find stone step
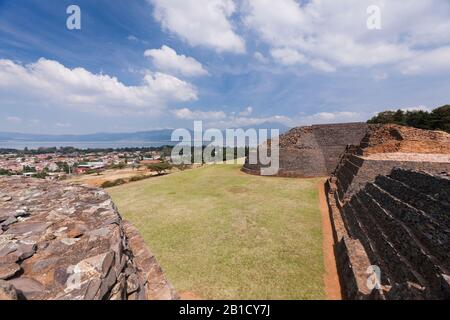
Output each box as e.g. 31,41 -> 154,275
374,175 -> 450,230
335,158 -> 362,201
389,169 -> 450,203
356,190 -> 448,294
341,203 -> 393,285
365,182 -> 450,265
349,195 -> 423,286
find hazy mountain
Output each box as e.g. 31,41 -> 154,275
0,129 -> 175,142
0,122 -> 290,143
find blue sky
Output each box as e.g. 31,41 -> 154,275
1,0 -> 450,134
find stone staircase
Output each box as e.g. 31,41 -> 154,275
329,168 -> 450,299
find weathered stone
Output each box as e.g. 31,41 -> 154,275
126,273 -> 140,294
5,221 -> 51,236
83,278 -> 102,300
0,177 -> 176,300
8,277 -> 45,299
0,242 -> 17,257
1,216 -> 17,230
60,238 -> 80,246
14,208 -> 30,218
0,195 -> 12,202
97,268 -> 117,299
32,257 -> 60,273
0,279 -> 18,300
243,123 -> 368,177
16,241 -> 37,260
54,267 -> 70,287
328,159 -> 450,299
0,262 -> 21,280
0,253 -> 20,265
109,276 -> 125,300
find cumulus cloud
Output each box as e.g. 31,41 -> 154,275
0,58 -> 198,115
270,48 -> 306,66
400,46 -> 450,75
150,0 -> 245,53
172,106 -> 291,128
299,111 -> 363,124
171,108 -> 227,120
144,45 -> 208,77
242,0 -> 450,74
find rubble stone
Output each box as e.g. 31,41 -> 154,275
0,177 -> 177,300
0,280 -> 18,300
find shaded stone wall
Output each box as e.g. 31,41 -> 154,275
242,122 -> 368,177
0,177 -> 177,300
334,153 -> 450,202
326,169 -> 450,299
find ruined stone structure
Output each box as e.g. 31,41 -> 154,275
327,169 -> 450,299
242,123 -> 368,177
0,177 -> 177,300
326,125 -> 450,299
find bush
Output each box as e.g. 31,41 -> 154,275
101,178 -> 126,188
130,175 -> 147,182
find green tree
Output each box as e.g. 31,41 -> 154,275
368,105 -> 450,133
147,162 -> 171,175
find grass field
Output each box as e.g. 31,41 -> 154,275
108,164 -> 325,299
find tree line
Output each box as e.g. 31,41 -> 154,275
367,105 -> 450,133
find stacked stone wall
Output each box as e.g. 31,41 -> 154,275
242,122 -> 368,177
0,177 -> 177,300
334,154 -> 450,202
326,168 -> 450,299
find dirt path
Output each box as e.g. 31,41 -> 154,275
318,181 -> 342,300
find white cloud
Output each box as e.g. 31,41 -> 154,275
0,58 -> 198,115
150,0 -> 245,53
270,48 -> 306,66
173,106 -> 291,129
253,52 -> 268,63
295,111 -> 365,125
239,106 -> 253,116
127,35 -> 138,41
6,116 -> 22,124
171,107 -> 227,120
144,45 -> 208,77
242,0 -> 450,74
401,46 -> 450,75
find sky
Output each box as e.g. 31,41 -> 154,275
0,0 -> 450,134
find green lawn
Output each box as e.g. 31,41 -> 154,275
108,164 -> 325,299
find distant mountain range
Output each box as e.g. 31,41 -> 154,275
0,122 -> 290,143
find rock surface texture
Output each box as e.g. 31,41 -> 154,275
0,177 -> 177,300
242,123 -> 368,177
326,125 -> 450,299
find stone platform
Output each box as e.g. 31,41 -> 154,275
0,177 -> 177,300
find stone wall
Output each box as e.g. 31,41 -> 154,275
326,168 -> 450,299
333,153 -> 450,202
0,177 -> 177,300
242,122 -> 368,177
